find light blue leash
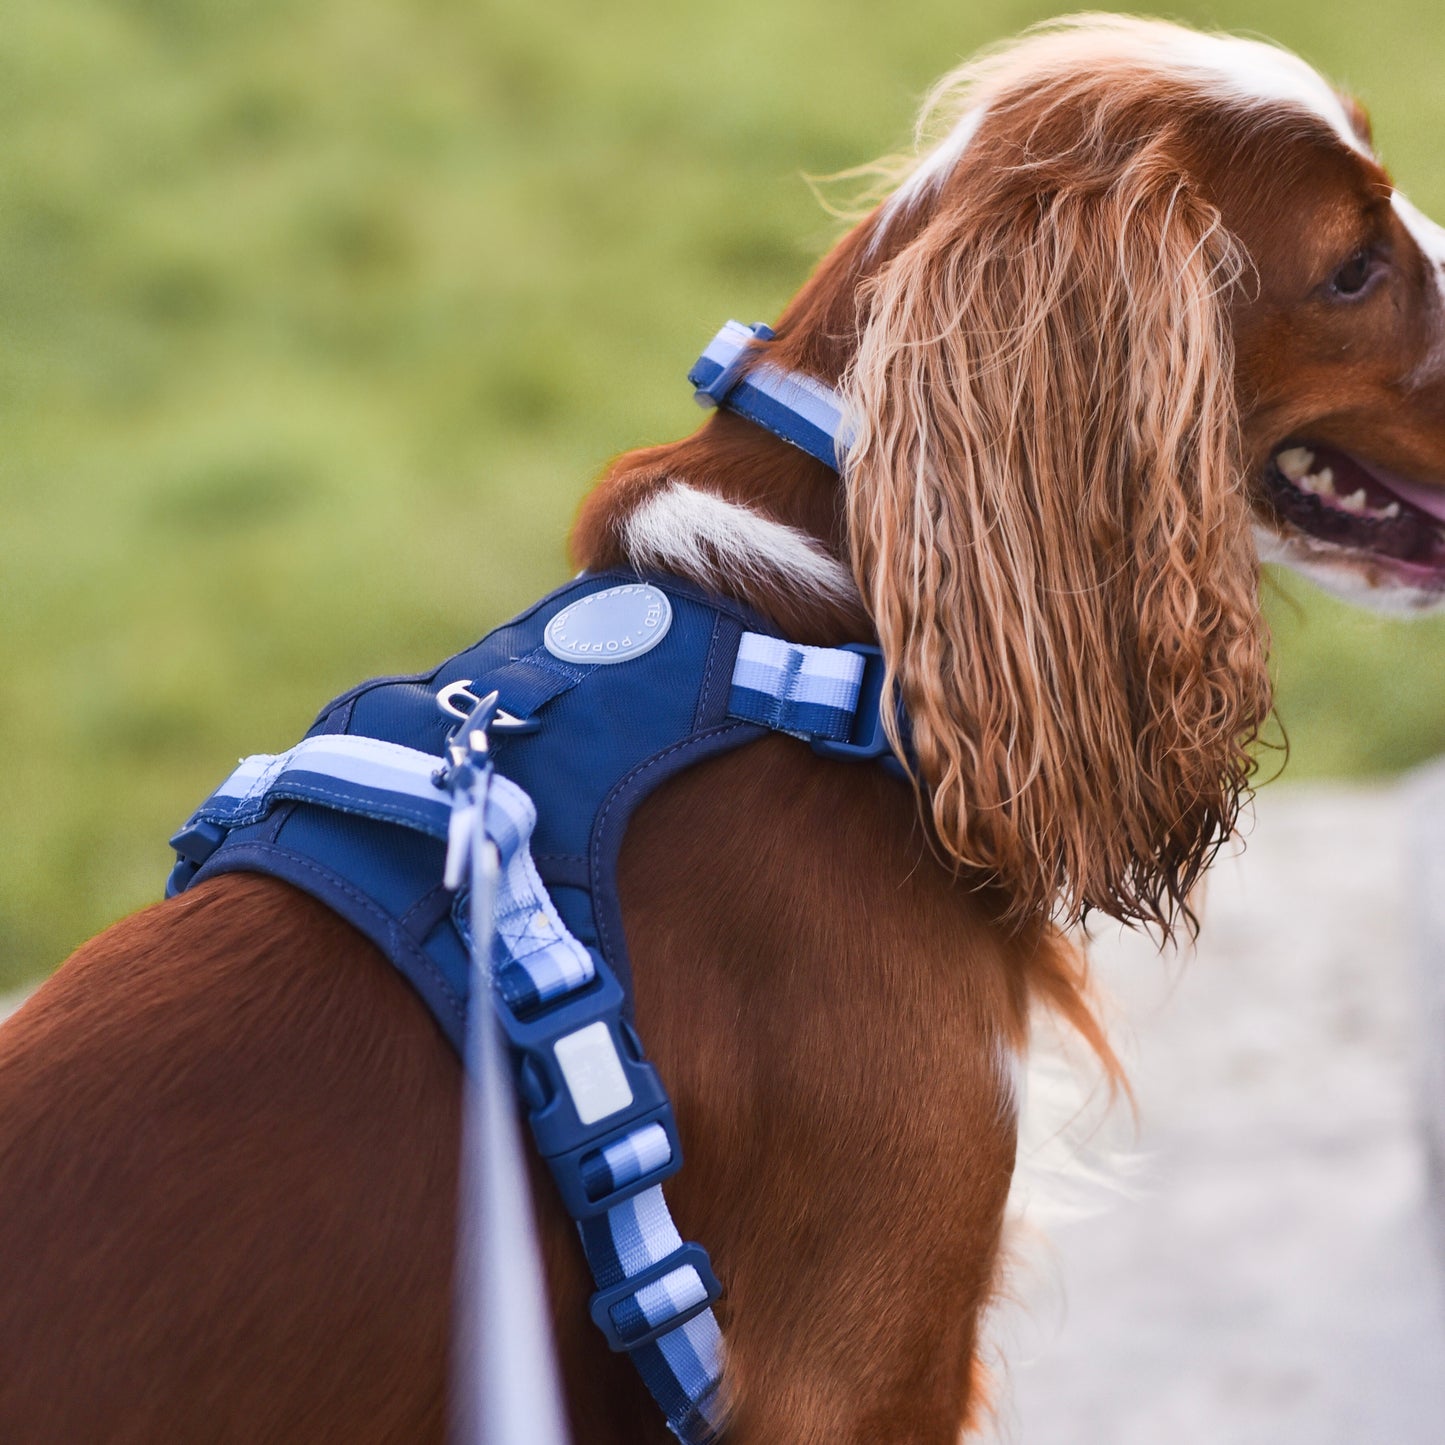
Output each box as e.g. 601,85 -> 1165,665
444,692 -> 573,1445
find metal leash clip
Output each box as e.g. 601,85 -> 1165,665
439,688 -> 501,893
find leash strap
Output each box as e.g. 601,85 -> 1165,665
447,713 -> 573,1445
688,320 -> 851,471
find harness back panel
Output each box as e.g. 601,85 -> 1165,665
172,572 -> 767,1051
167,567 -> 897,1442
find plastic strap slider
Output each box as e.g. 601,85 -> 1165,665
588,1243 -> 722,1352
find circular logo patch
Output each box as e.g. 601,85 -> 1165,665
543,583 -> 673,665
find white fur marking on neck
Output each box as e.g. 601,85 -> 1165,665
622,482 -> 858,610
880,106 -> 986,227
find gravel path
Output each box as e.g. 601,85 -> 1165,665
1001,782 -> 1445,1444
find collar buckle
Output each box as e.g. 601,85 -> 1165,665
688,319 -> 776,407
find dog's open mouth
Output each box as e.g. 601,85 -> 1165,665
1263,442 -> 1445,579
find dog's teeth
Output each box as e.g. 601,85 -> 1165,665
1296,467 -> 1335,498
1276,446 -> 1315,481
1339,488 -> 1368,514
1381,502 -> 1402,519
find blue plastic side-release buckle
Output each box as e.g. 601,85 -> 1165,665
588,1243 -> 723,1352
166,817 -> 230,897
499,956 -> 685,1219
809,644 -> 908,779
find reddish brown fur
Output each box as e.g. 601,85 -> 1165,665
6,17 -> 1445,1443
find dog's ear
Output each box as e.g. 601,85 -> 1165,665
844,146 -> 1271,932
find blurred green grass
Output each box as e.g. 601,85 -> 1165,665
5,0 -> 1445,987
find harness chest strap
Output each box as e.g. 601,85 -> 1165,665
168,590 -> 904,1444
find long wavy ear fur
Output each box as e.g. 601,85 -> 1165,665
845,74 -> 1271,934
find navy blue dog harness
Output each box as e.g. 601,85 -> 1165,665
166,325 -> 891,1441
168,580 -> 898,1436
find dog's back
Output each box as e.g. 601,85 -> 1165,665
0,878 -> 459,1442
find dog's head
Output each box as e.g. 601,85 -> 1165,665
818,17 -> 1445,929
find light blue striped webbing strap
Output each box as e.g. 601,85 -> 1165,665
727,633 -> 867,742
187,736 -> 596,1015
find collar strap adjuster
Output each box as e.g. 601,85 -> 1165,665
589,1242 -> 724,1353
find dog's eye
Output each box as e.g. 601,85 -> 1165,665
1329,248 -> 1380,298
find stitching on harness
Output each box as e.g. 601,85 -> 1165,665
692,613 -> 727,732
520,643 -> 590,683
400,883 -> 453,933
203,786 -> 445,837
775,647 -> 804,730
210,846 -> 465,1027
589,722 -> 753,962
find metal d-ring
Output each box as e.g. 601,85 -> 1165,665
435,680 -> 539,733
436,680 -> 483,721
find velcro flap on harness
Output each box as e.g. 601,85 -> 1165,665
187,735 -> 598,1015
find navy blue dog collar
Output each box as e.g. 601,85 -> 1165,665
688,320 -> 851,470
